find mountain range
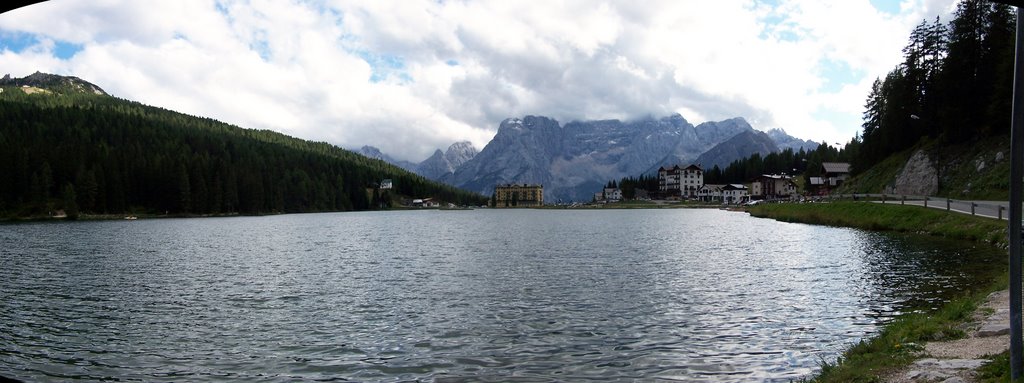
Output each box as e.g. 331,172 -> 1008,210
365,114 -> 819,202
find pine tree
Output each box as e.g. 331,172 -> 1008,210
62,183 -> 79,220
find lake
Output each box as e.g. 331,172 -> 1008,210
0,208 -> 1005,381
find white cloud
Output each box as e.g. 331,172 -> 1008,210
0,0 -> 961,161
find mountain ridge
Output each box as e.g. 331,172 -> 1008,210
358,114 -> 823,202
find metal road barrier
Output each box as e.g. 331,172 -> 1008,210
809,193 -> 1015,221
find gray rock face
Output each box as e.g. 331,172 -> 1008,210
892,150 -> 939,196
356,145 -> 418,172
767,128 -> 820,152
694,130 -> 780,170
416,141 -> 479,180
647,117 -> 753,173
451,115 -> 565,198
444,141 -> 478,170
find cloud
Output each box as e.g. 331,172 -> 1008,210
0,0 -> 958,161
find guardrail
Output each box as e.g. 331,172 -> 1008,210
817,193 -> 1011,220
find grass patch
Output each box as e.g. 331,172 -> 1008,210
811,293 -> 989,382
936,134 -> 1011,201
838,148 -> 915,194
748,201 -> 1009,248
977,350 -> 1012,383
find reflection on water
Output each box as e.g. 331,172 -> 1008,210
0,209 -> 1003,381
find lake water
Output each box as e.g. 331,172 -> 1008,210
0,208 -> 1005,382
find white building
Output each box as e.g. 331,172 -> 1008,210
697,184 -> 724,202
722,184 -> 749,204
658,164 -> 704,198
751,174 -> 798,200
603,187 -> 622,202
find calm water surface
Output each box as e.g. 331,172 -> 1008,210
0,209 -> 1005,381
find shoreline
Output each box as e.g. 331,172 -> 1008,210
1,200 -> 741,222
749,201 -> 1011,381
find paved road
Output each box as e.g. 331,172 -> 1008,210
877,198 -> 1012,220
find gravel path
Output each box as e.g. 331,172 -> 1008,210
883,290 -> 1010,383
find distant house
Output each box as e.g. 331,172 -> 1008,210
658,164 -> 704,198
412,198 -> 438,207
821,162 -> 850,187
494,184 -> 544,207
722,184 -> 749,204
697,184 -> 725,202
603,187 -> 622,202
380,179 -> 393,190
750,174 -> 798,200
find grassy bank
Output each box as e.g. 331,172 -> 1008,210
813,278 -> 1007,382
749,201 -> 1010,381
748,201 -> 1008,248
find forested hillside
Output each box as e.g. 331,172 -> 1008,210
856,0 -> 1014,172
0,77 -> 486,218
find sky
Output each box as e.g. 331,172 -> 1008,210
0,0 -> 960,162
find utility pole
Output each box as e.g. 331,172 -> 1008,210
1005,2 -> 1024,378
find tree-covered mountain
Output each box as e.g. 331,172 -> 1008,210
0,73 -> 486,218
831,0 -> 1016,200
855,0 -> 1014,174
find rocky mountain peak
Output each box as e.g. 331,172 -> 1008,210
0,71 -> 108,96
356,145 -> 418,172
766,128 -> 820,152
358,145 -> 386,159
444,141 -> 478,169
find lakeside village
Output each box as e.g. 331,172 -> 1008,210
591,162 -> 852,206
482,161 -> 851,208
398,161 -> 852,209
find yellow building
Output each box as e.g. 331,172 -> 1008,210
494,184 -> 544,207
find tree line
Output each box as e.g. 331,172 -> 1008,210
857,0 -> 1014,172
0,89 -> 486,218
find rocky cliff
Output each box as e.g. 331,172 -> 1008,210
891,149 -> 939,196
416,141 -> 479,180
767,128 -> 819,153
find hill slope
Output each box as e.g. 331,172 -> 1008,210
694,130 -> 779,170
0,73 -> 485,217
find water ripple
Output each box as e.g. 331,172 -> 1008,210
0,210 -> 1003,382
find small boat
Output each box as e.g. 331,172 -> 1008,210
124,216 -> 138,220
